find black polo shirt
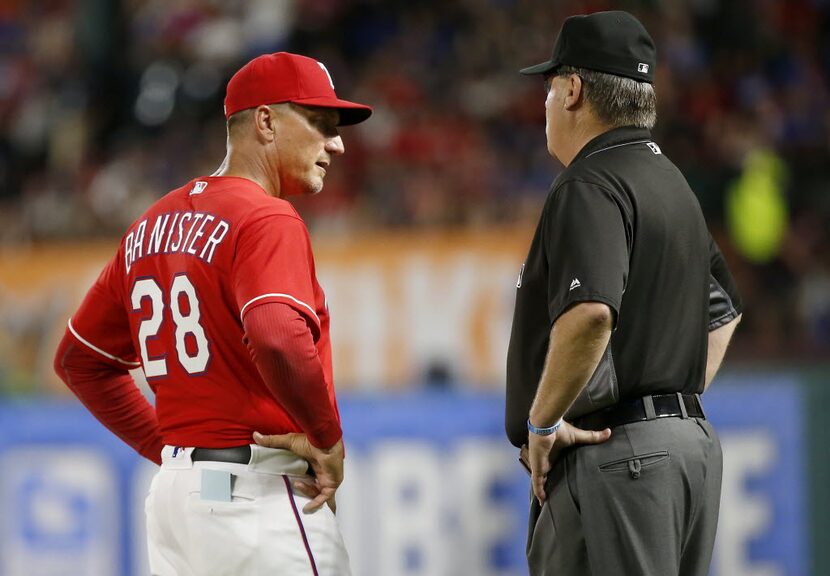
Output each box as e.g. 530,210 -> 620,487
505,126 -> 742,447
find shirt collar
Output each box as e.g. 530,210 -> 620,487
571,126 -> 653,165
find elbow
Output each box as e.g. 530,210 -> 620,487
580,302 -> 614,331
53,329 -> 99,388
53,331 -> 71,383
558,301 -> 615,336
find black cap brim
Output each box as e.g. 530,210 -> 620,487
292,96 -> 373,126
335,106 -> 373,126
519,60 -> 558,76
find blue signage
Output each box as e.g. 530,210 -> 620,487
705,376 -> 807,576
0,379 -> 807,576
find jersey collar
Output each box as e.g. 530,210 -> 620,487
571,126 -> 653,165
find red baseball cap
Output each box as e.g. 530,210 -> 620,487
224,52 -> 372,126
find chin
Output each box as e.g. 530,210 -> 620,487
285,175 -> 324,197
279,186 -> 322,199
307,177 -> 325,195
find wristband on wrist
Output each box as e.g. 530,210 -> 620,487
527,417 -> 563,436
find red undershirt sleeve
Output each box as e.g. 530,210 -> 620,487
243,302 -> 342,449
54,328 -> 165,465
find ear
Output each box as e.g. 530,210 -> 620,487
253,105 -> 277,143
563,74 -> 584,111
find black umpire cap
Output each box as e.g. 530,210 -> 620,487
520,11 -> 656,84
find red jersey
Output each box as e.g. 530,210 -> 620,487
67,176 -> 339,448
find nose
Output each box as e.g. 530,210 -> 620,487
326,135 -> 345,155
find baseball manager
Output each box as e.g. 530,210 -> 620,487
506,11 -> 743,576
54,52 -> 371,575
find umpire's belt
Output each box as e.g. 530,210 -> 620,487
192,445 -> 252,464
573,393 -> 705,431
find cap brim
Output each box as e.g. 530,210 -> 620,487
293,96 -> 373,126
519,60 -> 558,76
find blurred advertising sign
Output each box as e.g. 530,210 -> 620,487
0,449 -> 118,575
0,232 -> 530,393
708,376 -> 807,576
0,378 -> 808,576
0,402 -> 134,576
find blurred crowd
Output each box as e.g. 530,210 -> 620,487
1,0 -> 829,360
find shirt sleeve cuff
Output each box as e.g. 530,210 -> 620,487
307,420 -> 343,450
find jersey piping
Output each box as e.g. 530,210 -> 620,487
584,139 -> 652,159
67,318 -> 142,367
240,293 -> 320,324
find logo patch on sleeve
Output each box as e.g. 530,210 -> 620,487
569,278 -> 581,291
190,181 -> 208,195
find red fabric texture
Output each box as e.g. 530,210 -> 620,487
232,211 -> 322,336
243,302 -> 341,449
54,329 -> 164,465
66,176 -> 341,448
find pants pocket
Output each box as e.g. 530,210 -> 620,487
184,495 -> 261,575
598,451 -> 670,479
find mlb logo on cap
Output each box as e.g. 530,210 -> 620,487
638,63 -> 649,73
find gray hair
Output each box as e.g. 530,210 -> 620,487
557,65 -> 657,129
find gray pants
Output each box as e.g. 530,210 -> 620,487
527,417 -> 722,576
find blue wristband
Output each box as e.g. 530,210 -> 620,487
527,418 -> 563,436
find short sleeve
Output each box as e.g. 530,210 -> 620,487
69,250 -> 141,369
544,181 -> 629,323
232,214 -> 321,337
708,234 -> 743,330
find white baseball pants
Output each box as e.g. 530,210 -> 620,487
145,445 -> 351,576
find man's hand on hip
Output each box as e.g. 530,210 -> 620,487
527,421 -> 611,505
253,431 -> 344,514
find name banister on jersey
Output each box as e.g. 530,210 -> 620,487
125,211 -> 231,273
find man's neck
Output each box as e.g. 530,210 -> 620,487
213,148 -> 277,197
560,118 -> 613,167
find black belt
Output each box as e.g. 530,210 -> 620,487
191,445 -> 252,464
573,393 -> 705,431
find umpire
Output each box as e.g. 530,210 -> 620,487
506,11 -> 743,576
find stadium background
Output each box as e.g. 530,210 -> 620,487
0,0 -> 828,574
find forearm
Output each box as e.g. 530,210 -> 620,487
529,302 -> 613,427
705,313 -> 741,390
54,331 -> 164,464
243,302 -> 342,449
